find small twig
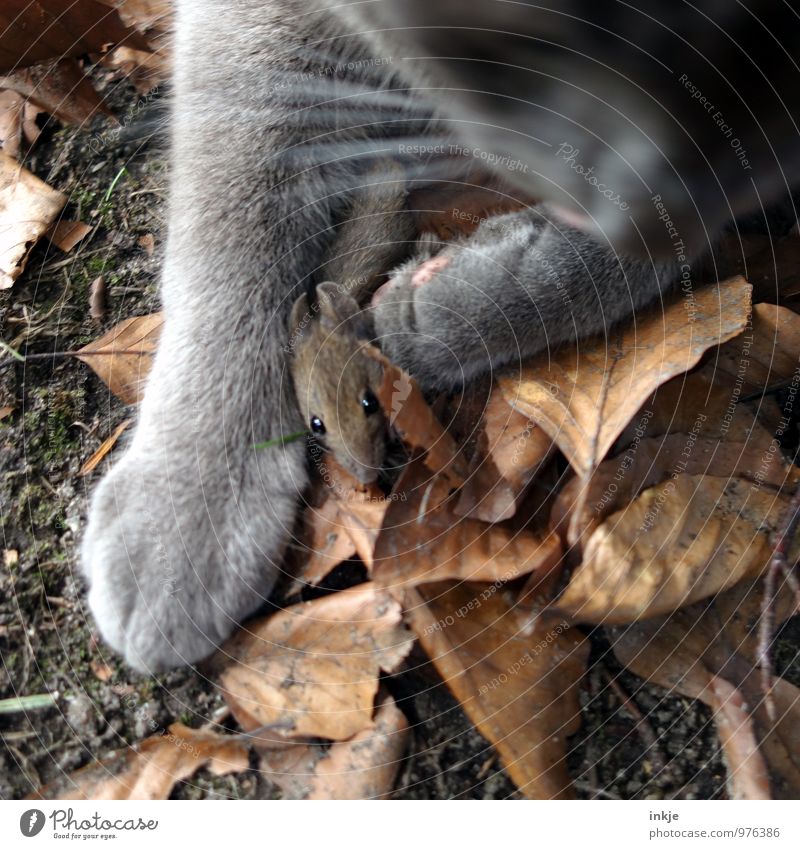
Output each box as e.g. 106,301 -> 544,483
758,479 -> 800,721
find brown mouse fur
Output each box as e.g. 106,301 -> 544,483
289,282 -> 387,484
289,160 -> 417,483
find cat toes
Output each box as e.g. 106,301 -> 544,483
81,437 -> 303,672
371,247 -> 499,389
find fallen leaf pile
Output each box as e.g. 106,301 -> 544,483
49,256 -> 800,801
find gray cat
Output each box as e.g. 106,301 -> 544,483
81,0 -> 800,670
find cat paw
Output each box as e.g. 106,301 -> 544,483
81,422 -> 305,673
372,214 -> 542,388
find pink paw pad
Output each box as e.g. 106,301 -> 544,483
410,255 -> 451,287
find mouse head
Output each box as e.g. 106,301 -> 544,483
289,282 -> 386,485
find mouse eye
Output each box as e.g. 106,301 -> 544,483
361,390 -> 380,416
309,416 -> 326,435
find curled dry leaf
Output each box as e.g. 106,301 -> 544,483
611,574 -> 800,799
499,279 -> 752,477
306,694 -> 410,799
77,312 -> 162,403
455,387 -> 553,523
30,723 -> 249,801
47,219 -> 92,253
556,475 -> 794,625
553,432 -> 799,549
405,581 -> 589,799
373,456 -> 562,591
0,152 -> 66,288
218,584 -> 414,741
89,274 -> 106,320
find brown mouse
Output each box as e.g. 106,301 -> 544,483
289,282 -> 387,485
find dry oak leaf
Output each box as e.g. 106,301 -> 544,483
500,279 -> 752,478
701,302 -> 800,396
611,574 -> 800,799
77,312 -> 162,403
218,584 -> 414,741
406,581 -> 589,799
553,431 -> 799,549
0,152 -> 66,288
455,386 -> 553,523
306,693 -> 410,799
30,723 -> 249,800
556,474 -> 795,625
256,694 -> 409,799
373,456 -> 562,591
291,493 -> 358,592
616,369 -> 763,449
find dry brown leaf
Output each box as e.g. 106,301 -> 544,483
292,494 -> 358,591
368,345 -> 467,483
0,89 -> 23,157
307,694 -> 410,799
455,387 -> 553,522
137,232 -> 155,255
318,455 -> 392,570
77,312 -> 162,403
611,575 -> 800,798
557,475 -> 794,625
218,584 -> 414,741
0,152 -> 66,288
373,456 -> 562,590
617,369 -> 762,449
0,1 -> 147,72
0,60 -> 111,126
89,274 -> 106,320
288,492 -> 356,596
79,419 -> 131,476
500,279 -> 752,478
47,219 -> 92,252
553,432 -> 799,549
701,302 -> 800,395
258,745 -> 330,799
406,581 -> 588,798
103,0 -> 173,38
89,659 -> 114,682
30,723 -> 249,800
0,404 -> 13,420
101,45 -> 169,92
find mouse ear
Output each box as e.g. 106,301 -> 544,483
316,281 -> 372,339
288,292 -> 312,349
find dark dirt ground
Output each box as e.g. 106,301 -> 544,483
2,76 -> 799,801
